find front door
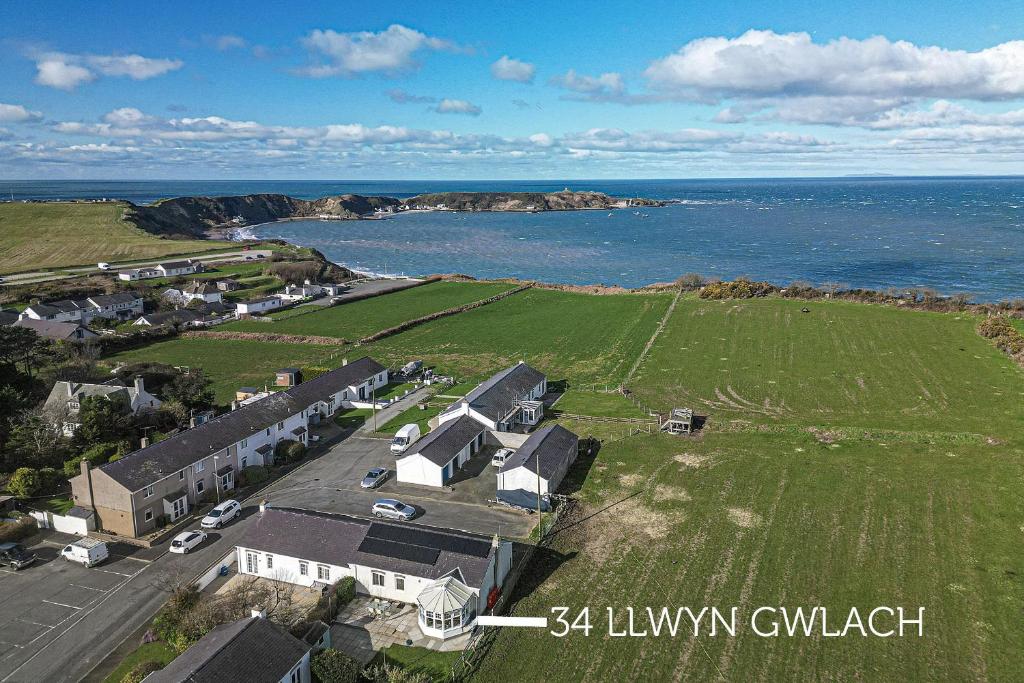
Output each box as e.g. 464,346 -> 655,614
171,497 -> 186,520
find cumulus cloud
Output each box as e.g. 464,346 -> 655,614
434,99 -> 481,116
549,69 -> 626,101
491,55 -> 535,83
32,51 -> 183,90
297,24 -> 462,77
209,34 -> 247,51
644,30 -> 1024,101
0,103 -> 43,123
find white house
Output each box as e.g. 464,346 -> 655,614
118,267 -> 160,281
497,424 -> 579,498
164,281 -> 223,305
43,376 -> 161,436
156,259 -> 200,277
145,611 -> 312,683
396,415 -> 485,487
19,299 -> 88,323
20,293 -> 142,323
236,506 -> 513,641
236,296 -> 283,316
438,362 -> 546,432
84,292 -> 144,320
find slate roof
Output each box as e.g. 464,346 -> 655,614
0,309 -> 19,326
136,309 -> 206,326
146,616 -> 309,683
183,281 -> 219,295
238,507 -> 496,589
499,424 -> 578,479
12,318 -> 95,340
95,357 -> 385,491
450,362 -> 545,422
44,380 -> 131,415
239,296 -> 279,306
158,260 -> 195,270
403,415 -> 484,466
88,292 -> 140,307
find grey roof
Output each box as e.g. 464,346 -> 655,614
66,506 -> 94,519
146,616 -> 309,683
158,260 -> 195,270
0,309 -> 21,326
136,309 -> 205,326
458,362 -> 545,422
88,292 -> 140,307
13,318 -> 95,340
404,415 -> 484,466
240,296 -> 279,305
44,381 -> 130,414
499,425 -> 578,479
94,357 -> 385,491
183,281 -> 219,295
238,507 -> 496,589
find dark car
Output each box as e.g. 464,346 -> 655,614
0,542 -> 37,570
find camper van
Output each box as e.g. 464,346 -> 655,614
390,423 -> 421,454
60,538 -> 109,567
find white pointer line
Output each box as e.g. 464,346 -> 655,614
477,616 -> 548,628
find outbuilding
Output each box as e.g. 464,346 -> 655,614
497,424 -> 579,497
396,415 -> 485,487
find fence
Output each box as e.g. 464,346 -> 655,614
29,509 -> 95,536
548,411 -> 657,425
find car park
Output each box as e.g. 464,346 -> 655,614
371,498 -> 416,521
0,542 -> 37,570
361,467 -> 389,489
169,530 -> 208,554
491,447 -> 516,467
60,538 -> 109,567
201,499 -> 241,529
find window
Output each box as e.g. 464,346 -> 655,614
317,565 -> 329,581
266,554 -> 274,569
245,552 -> 257,573
178,470 -> 185,481
277,421 -> 284,430
143,485 -> 154,498
266,428 -> 270,436
241,438 -> 247,448
395,575 -> 405,591
241,456 -> 247,468
144,509 -> 153,522
195,460 -> 205,473
290,667 -> 301,683
299,562 -> 308,576
372,571 -> 385,587
196,480 -> 205,494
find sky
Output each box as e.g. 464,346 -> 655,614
2,0 -> 1024,179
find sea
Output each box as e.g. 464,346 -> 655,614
5,177 -> 1024,301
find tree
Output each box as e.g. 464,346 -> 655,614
311,649 -> 362,683
0,326 -> 53,379
7,467 -> 42,498
5,410 -> 68,469
164,370 -> 214,411
73,396 -> 135,449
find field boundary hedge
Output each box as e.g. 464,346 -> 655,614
180,330 -> 347,345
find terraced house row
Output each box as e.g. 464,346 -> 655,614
69,357 -> 388,538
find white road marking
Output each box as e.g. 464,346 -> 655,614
15,620 -> 50,629
41,600 -> 80,610
89,568 -> 134,578
68,583 -> 106,593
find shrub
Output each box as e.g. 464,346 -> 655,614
7,467 -> 42,498
364,664 -> 430,683
699,278 -> 779,300
301,366 -> 331,382
238,465 -> 270,487
37,467 -> 62,492
64,441 -> 124,478
0,517 -> 36,544
274,439 -> 306,463
335,576 -> 356,607
120,661 -> 162,683
311,649 -> 362,683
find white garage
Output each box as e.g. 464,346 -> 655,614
396,415 -> 485,487
497,424 -> 579,497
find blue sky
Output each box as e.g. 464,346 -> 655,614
2,0 -> 1024,179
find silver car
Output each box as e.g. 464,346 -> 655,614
361,467 -> 389,489
371,499 -> 416,521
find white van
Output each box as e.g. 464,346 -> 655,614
390,423 -> 421,454
61,538 -> 109,567
97,262 -> 111,270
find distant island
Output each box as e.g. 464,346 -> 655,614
126,190 -> 665,239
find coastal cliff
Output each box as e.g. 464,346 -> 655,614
125,190 -> 662,239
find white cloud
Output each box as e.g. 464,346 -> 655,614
211,34 -> 247,51
491,56 -> 535,83
0,103 -> 43,123
529,133 -> 553,147
297,24 -> 461,77
644,30 -> 1024,101
434,99 -> 481,116
386,89 -> 437,104
549,69 -> 626,101
32,51 -> 182,90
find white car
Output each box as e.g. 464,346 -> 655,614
201,499 -> 241,529
169,530 -> 207,554
491,448 -> 516,468
97,262 -> 111,270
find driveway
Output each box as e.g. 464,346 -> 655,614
259,436 -> 535,538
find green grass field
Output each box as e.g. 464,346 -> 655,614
0,202 -> 233,274
552,389 -> 650,418
364,288 -> 673,383
220,281 -> 516,339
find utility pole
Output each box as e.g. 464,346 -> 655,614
536,454 -> 543,534
213,455 -> 222,504
372,383 -> 377,432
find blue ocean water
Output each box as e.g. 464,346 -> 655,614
4,178 -> 1023,300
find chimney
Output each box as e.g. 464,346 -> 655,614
251,607 -> 266,619
79,459 -> 96,517
133,375 -> 145,395
231,400 -> 240,411
259,499 -> 269,513
342,358 -> 348,366
66,382 -> 74,399
140,436 -> 150,449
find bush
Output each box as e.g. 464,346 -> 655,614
335,576 -> 356,607
311,649 -> 362,683
0,517 -> 36,544
7,467 -> 42,498
37,467 -> 62,492
120,661 -> 162,683
699,278 -> 779,300
364,664 -> 430,683
238,465 -> 270,487
274,439 -> 306,463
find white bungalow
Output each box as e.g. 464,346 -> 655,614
235,506 -> 513,642
438,362 -> 546,432
497,424 -> 579,497
396,415 -> 485,487
236,296 -> 283,316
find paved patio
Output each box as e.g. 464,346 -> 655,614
330,596 -> 473,663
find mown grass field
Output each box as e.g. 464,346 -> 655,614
364,288 -> 673,383
553,389 -> 650,418
630,297 -> 1024,435
473,430 -> 1024,682
0,202 -> 233,274
220,281 -> 516,339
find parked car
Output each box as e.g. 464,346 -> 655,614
371,499 -> 416,521
0,542 -> 37,570
244,255 -> 255,260
360,467 -> 389,489
60,538 -> 109,567
169,530 -> 208,554
390,423 -> 421,454
201,499 -> 241,529
491,448 -> 516,468
97,262 -> 111,270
